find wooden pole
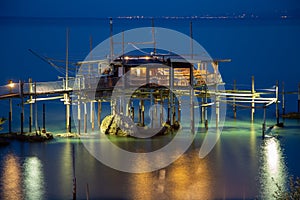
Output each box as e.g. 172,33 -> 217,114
205,85 -> 208,130
42,103 -> 46,131
191,89 -> 195,133
276,80 -> 279,125
251,76 -> 255,122
152,17 -> 156,54
84,102 -> 87,133
177,96 -> 181,122
66,94 -> 71,133
233,80 -> 237,119
72,144 -> 76,200
282,81 -> 285,116
97,101 -> 101,129
172,94 -> 176,125
20,80 -> 24,134
138,99 -> 141,124
141,99 -> 145,127
77,100 -> 81,135
29,78 -> 33,133
262,105 -> 266,139
190,21 -> 194,59
86,183 -> 90,200
8,109 -> 12,134
109,17 -> 114,61
34,82 -> 38,132
160,91 -> 163,125
90,101 -> 94,132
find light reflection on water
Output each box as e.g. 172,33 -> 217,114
0,119 -> 299,199
23,157 -> 45,200
259,137 -> 288,199
0,154 -> 46,200
1,154 -> 22,200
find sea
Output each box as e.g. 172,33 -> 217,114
0,17 -> 300,199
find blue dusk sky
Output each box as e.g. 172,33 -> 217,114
0,0 -> 299,18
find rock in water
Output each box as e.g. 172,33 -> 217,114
100,114 -> 180,137
100,115 -> 114,135
100,114 -> 136,136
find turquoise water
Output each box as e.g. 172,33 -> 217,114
0,117 -> 300,199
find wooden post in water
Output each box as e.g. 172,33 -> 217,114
172,93 -> 176,125
90,101 -> 94,132
65,28 -> 71,133
190,60 -> 195,133
29,78 -> 33,133
131,101 -> 135,122
84,102 -> 87,133
8,110 -> 12,134
77,100 -> 81,135
190,89 -> 195,133
20,80 -> 24,134
177,96 -> 181,122
262,105 -> 266,139
8,80 -> 13,133
150,91 -> 153,128
65,94 -> 71,133
275,80 -> 279,125
233,80 -> 237,119
138,99 -> 141,124
282,81 -> 285,116
42,103 -> 46,131
160,90 -> 163,125
141,99 -> 145,126
97,101 -> 102,129
34,82 -> 38,132
251,76 -> 255,122
204,85 -> 208,130
170,62 -> 174,125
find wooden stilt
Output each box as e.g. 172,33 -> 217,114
282,81 -> 285,116
29,78 -> 33,133
42,103 -> 46,131
190,89 -> 195,133
251,76 -> 255,122
90,101 -> 94,132
82,102 -> 86,134
8,111 -> 12,133
275,80 -> 279,125
138,99 -> 141,124
233,80 -> 237,119
77,100 -> 81,135
160,90 -> 163,124
141,99 -> 145,126
262,105 -> 266,139
97,101 -> 102,129
177,96 -> 181,122
20,81 -> 24,134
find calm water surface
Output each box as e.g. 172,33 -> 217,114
1,118 -> 300,199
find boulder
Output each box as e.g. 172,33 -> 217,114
100,115 -> 180,137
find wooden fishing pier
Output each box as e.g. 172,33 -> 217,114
0,19 -> 298,139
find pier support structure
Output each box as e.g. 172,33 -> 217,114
251,76 -> 255,122
262,104 -> 266,139
233,80 -> 237,119
275,80 -> 279,125
20,80 -> 24,134
97,100 -> 102,130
